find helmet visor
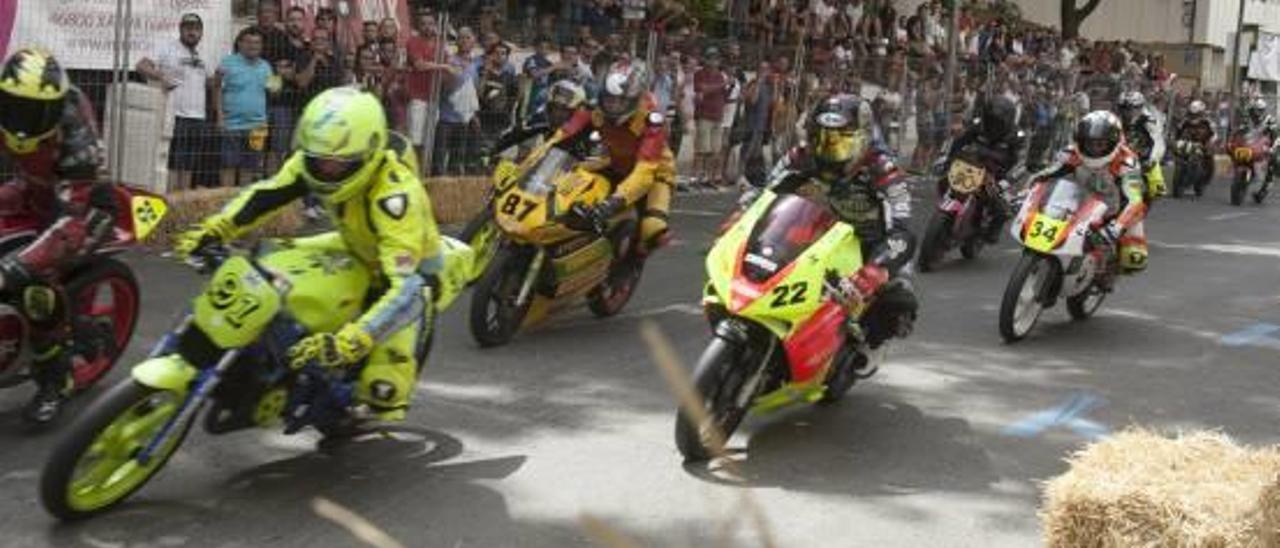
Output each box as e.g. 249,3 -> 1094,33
0,93 -> 61,140
600,94 -> 630,119
304,154 -> 365,190
814,128 -> 866,165
1080,136 -> 1114,159
550,84 -> 582,110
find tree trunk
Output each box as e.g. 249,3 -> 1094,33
1061,0 -> 1103,40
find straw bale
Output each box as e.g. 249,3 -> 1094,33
427,176 -> 490,225
1042,428 -> 1280,548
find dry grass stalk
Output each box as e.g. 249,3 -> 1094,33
427,176 -> 490,225
636,321 -> 779,548
311,496 -> 407,548
1041,428 -> 1280,548
580,513 -> 644,548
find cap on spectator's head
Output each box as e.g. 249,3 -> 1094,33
317,7 -> 336,19
705,46 -> 720,58
180,13 -> 203,28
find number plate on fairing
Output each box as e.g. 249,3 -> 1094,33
948,160 -> 987,194
1025,214 -> 1068,253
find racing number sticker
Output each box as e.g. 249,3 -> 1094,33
769,281 -> 809,308
207,273 -> 262,329
498,194 -> 538,221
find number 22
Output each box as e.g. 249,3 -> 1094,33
770,281 -> 809,307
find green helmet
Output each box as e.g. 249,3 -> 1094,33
294,86 -> 388,203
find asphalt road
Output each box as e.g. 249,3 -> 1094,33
3,176 -> 1280,548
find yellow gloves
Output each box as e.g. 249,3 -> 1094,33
287,323 -> 374,370
174,217 -> 235,259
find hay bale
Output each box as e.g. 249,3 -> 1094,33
427,176 -> 490,225
1041,428 -> 1280,548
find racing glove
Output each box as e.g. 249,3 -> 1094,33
288,323 -> 374,370
837,264 -> 889,303
174,217 -> 235,259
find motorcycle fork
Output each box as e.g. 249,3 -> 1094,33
734,337 -> 776,409
515,249 -> 546,307
138,349 -> 240,463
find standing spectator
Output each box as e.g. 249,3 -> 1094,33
742,60 -> 778,187
521,37 -> 556,126
354,44 -> 407,133
552,42 -> 594,88
405,9 -> 446,149
378,17 -> 400,46
697,47 -> 732,187
213,27 -> 272,187
255,1 -> 290,64
476,43 -> 520,155
678,53 -> 698,181
137,13 -> 211,191
435,27 -> 481,175
722,43 -> 746,185
306,32 -> 347,100
265,6 -> 314,173
361,21 -> 379,48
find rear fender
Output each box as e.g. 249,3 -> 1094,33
131,355 -> 198,392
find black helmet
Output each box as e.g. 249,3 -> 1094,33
808,94 -> 871,170
1074,110 -> 1123,169
976,94 -> 1018,143
1117,90 -> 1146,127
1248,98 -> 1268,125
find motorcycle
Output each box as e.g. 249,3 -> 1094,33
1227,127 -> 1273,206
1171,140 -> 1212,199
465,143 -> 645,348
0,182 -> 166,401
675,189 -> 881,462
40,234 -> 477,520
918,147 -> 1010,271
998,177 -> 1115,343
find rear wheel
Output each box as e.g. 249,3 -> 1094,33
999,253 -> 1056,343
918,211 -> 953,272
674,337 -> 758,462
1231,171 -> 1249,206
41,380 -> 192,520
65,259 -> 140,390
1066,288 -> 1107,321
468,247 -> 533,348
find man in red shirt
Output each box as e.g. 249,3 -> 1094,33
404,8 -> 447,148
693,47 -> 729,186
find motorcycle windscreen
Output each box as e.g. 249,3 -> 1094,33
517,148 -> 573,197
1038,178 -> 1088,221
742,194 -> 838,284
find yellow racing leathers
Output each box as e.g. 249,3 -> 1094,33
197,133 -> 442,419
552,92 -> 676,253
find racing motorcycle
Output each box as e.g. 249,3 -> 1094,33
918,146 -> 1011,271
465,142 -> 645,348
675,189 -> 883,462
998,177 -> 1115,343
0,182 -> 166,403
40,234 -> 477,520
1171,140 -> 1212,199
1228,127 -> 1274,206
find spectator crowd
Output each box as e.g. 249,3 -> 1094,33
129,0 -> 1260,195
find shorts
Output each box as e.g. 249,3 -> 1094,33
268,106 -> 296,153
408,99 -> 430,146
221,129 -> 265,171
695,120 -> 724,155
169,116 -> 208,171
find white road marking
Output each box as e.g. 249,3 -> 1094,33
1151,241 -> 1280,258
1206,212 -> 1252,221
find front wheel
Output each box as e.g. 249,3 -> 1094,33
468,247 -> 533,348
998,253 -> 1056,343
587,258 -> 644,318
41,380 -> 192,520
918,210 -> 954,273
674,337 -> 757,462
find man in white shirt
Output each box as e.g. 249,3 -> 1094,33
138,13 -> 211,191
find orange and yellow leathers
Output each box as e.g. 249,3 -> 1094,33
1038,145 -> 1148,273
549,92 -> 675,252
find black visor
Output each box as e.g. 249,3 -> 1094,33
304,154 -> 365,186
0,93 -> 62,138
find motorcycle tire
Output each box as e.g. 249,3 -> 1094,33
918,211 -> 953,273
674,337 -> 754,462
41,380 -> 193,521
998,253 -> 1055,343
65,258 -> 141,390
0,234 -> 33,389
1231,172 -> 1248,206
960,237 -> 985,260
587,258 -> 645,318
819,345 -> 862,404
468,247 -> 533,348
1066,288 -> 1107,321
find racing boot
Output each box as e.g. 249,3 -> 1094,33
23,345 -> 73,426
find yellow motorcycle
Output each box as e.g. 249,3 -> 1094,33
464,144 -> 646,347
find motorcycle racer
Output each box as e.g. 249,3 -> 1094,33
767,94 -> 918,351
549,60 -> 675,254
1172,99 -> 1216,196
177,87 -> 442,423
1116,91 -> 1167,202
1242,98 -> 1279,199
938,94 -> 1028,242
0,48 -> 115,425
1033,111 -> 1148,281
